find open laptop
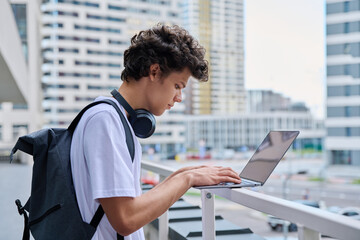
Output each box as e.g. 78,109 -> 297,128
195,130 -> 300,189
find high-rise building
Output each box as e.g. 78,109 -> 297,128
0,0 -> 42,162
41,0 -> 182,128
182,0 -> 245,115
326,0 -> 360,165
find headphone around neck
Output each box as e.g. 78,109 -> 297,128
111,89 -> 156,138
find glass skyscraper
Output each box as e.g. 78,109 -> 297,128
182,0 -> 245,115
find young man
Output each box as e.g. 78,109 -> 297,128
70,24 -> 241,240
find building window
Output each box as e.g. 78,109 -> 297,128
57,0 -> 99,8
43,59 -> 53,64
58,72 -> 100,78
11,4 -> 28,61
344,22 -> 349,33
74,24 -> 121,34
44,96 -> 64,101
43,23 -> 63,28
59,47 -> 79,53
87,49 -> 123,56
75,96 -> 94,102
109,74 -> 121,79
108,39 -> 127,45
344,64 -> 351,75
326,106 -> 360,118
108,4 -> 126,11
345,85 -> 351,96
331,150 -> 351,165
43,83 -> 79,89
344,43 -> 350,54
56,35 -> 100,43
344,1 -> 349,12
13,104 -> 28,110
86,14 -> 125,22
328,127 -> 360,136
328,85 -> 360,97
57,108 -> 81,113
87,85 -> 118,90
75,60 -> 121,68
43,10 -> 78,17
345,106 -> 350,117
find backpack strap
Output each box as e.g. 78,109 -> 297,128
68,99 -> 135,162
90,205 -> 106,228
15,199 -> 30,240
69,99 -> 134,237
90,206 -> 124,240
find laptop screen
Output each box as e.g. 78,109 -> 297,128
239,131 -> 299,184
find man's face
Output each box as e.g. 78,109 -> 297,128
146,68 -> 190,116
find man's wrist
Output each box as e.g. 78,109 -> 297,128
181,171 -> 194,188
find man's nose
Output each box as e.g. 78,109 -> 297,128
174,90 -> 182,102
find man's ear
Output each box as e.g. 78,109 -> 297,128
149,64 -> 161,81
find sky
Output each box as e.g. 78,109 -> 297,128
245,0 -> 326,119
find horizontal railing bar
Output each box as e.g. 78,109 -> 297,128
141,160 -> 174,177
141,160 -> 360,240
209,188 -> 360,240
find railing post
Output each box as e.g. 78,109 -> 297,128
298,225 -> 321,240
201,190 -> 215,240
158,175 -> 168,240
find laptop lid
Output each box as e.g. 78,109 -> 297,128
239,131 -> 299,185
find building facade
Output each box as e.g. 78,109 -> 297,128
0,0 -> 42,162
184,112 -> 324,154
182,0 -> 245,115
247,89 -> 310,113
41,0 -> 182,128
326,0 -> 360,165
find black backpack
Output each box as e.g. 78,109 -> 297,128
10,99 -> 134,240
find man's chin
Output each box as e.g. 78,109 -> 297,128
152,109 -> 165,116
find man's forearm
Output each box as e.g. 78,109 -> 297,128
100,165 -> 240,236
99,171 -> 192,236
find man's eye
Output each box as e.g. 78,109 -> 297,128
175,84 -> 180,89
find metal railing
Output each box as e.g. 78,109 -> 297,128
142,160 -> 360,240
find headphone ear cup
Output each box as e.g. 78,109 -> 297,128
132,109 -> 156,138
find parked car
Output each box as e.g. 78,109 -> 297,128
339,207 -> 360,220
328,206 -> 360,221
267,200 -> 323,232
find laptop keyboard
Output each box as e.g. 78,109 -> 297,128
241,179 -> 254,184
218,178 -> 255,186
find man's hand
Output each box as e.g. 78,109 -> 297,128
184,165 -> 241,187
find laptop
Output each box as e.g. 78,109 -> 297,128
195,130 -> 300,189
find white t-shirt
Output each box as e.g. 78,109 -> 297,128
70,96 -> 145,240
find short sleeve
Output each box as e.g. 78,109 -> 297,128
83,109 -> 136,200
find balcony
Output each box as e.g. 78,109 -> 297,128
142,160 -> 360,240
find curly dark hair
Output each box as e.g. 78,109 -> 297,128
121,24 -> 208,82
